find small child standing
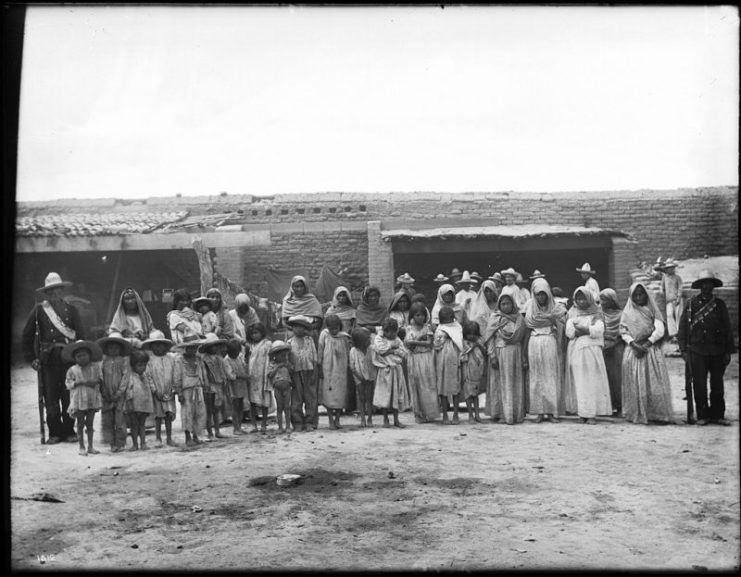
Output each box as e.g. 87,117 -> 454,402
372,318 -> 411,428
267,341 -> 293,433
349,327 -> 377,427
404,302 -> 440,423
123,349 -> 155,451
287,315 -> 319,432
63,340 -> 104,456
460,321 -> 487,423
97,335 -> 131,452
434,306 -> 464,425
247,322 -> 274,433
318,314 -> 351,430
142,330 -> 178,447
194,296 -> 218,336
199,334 -> 230,439
224,339 -> 249,435
173,338 -> 208,447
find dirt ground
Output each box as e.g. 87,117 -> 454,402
9,354 -> 740,571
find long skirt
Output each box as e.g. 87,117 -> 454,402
562,340 -> 578,414
373,365 -> 412,411
527,333 -> 561,416
622,345 -> 674,424
487,344 -> 525,424
179,386 -> 206,435
603,341 -> 625,414
568,338 -> 612,418
407,351 -> 440,422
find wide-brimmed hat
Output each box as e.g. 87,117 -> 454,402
691,270 -> 723,289
198,333 -> 228,353
500,267 -> 517,278
141,330 -> 174,351
396,273 -> 415,284
96,334 -> 133,356
287,315 -> 314,329
433,274 -> 449,284
576,263 -> 596,275
515,273 -> 528,285
488,272 -> 504,283
470,272 -> 483,282
661,258 -> 681,271
62,339 -> 103,363
449,268 -> 462,281
455,270 -> 478,286
529,270 -> 546,280
269,340 -> 291,355
36,272 -> 73,292
192,296 -> 211,310
172,334 -> 208,350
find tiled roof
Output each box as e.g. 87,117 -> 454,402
15,211 -> 190,237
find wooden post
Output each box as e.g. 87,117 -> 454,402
105,252 -> 123,326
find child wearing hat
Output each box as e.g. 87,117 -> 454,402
268,340 -> 293,434
143,331 -> 178,447
97,335 -> 132,452
200,334 -> 231,439
318,314 -> 352,430
225,339 -> 249,435
63,340 -> 104,456
173,338 -> 208,446
287,315 -> 319,431
123,349 -> 155,450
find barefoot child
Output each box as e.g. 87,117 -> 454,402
318,314 -> 351,430
224,339 -> 248,434
97,335 -> 131,452
199,334 -> 230,439
461,321 -> 487,423
63,340 -> 104,456
433,306 -> 464,425
123,349 -> 155,450
404,302 -> 440,423
349,327 -> 377,427
142,330 -> 178,447
287,315 -> 319,432
194,296 -> 218,336
372,318 -> 411,428
247,323 -> 274,433
268,340 -> 293,433
173,338 -> 208,447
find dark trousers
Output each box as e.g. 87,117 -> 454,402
42,363 -> 76,440
690,352 -> 726,421
291,369 -> 318,429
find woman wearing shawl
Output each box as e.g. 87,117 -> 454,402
355,286 -> 387,332
600,289 -> 625,416
564,288 -> 612,424
387,290 -> 412,333
108,288 -> 156,349
205,288 -> 236,340
525,278 -> 567,423
281,276 -> 323,333
167,289 -> 204,345
484,294 -> 528,425
230,293 -> 261,344
469,280 -> 499,337
620,282 -> 675,425
431,284 -> 465,328
325,286 -> 357,334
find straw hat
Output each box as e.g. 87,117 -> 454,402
515,273 -> 528,285
500,267 -> 517,278
96,334 -> 133,356
287,315 -> 314,329
529,270 -> 546,280
488,272 -> 504,283
269,340 -> 291,355
36,272 -> 73,292
433,274 -> 449,284
62,339 -> 103,363
661,258 -> 681,270
172,334 -> 208,350
141,330 -> 174,351
470,272 -> 483,283
192,296 -> 211,310
455,270 -> 478,286
576,263 -> 596,275
449,268 -> 462,281
396,273 -> 415,284
198,333 -> 228,353
691,270 -> 723,289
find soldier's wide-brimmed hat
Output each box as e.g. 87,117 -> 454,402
433,274 -> 449,284
661,258 -> 681,270
192,296 -> 211,310
455,270 -> 478,286
198,332 -> 229,353
269,340 -> 291,355
691,269 -> 723,289
141,330 -> 174,351
36,272 -> 73,292
96,334 -> 133,356
287,315 -> 314,329
396,273 -> 415,284
576,263 -> 596,275
530,270 -> 546,280
62,339 -> 103,363
500,267 -> 517,277
449,268 -> 463,281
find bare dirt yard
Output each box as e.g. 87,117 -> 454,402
10,355 -> 740,571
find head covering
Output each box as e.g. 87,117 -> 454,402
470,272 -> 483,283
396,273 -> 415,284
192,296 -> 211,311
515,272 -> 527,286
172,334 -> 207,350
500,267 -> 517,278
525,278 -> 567,330
269,340 -> 291,355
431,284 -> 463,325
325,286 -> 357,321
96,334 -> 134,357
355,286 -> 387,326
433,274 -> 449,284
576,263 -> 596,275
599,288 -> 623,345
141,330 -> 174,351
62,339 -> 103,363
469,280 -> 499,333
620,282 -> 664,343
529,270 -> 546,280
488,272 -> 505,285
449,268 -> 463,282
36,272 -> 73,292
661,258 -> 681,271
569,287 -> 600,318
484,294 -> 526,345
455,271 -> 478,286
205,287 -> 226,310
234,293 -> 253,308
287,315 -> 315,329
388,290 -> 411,312
198,332 -> 228,354
691,269 -> 723,289
108,288 -> 155,338
282,275 -> 323,319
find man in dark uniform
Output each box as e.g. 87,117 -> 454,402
677,269 -> 734,426
22,272 -> 86,444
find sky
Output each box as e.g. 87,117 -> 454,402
15,5 -> 739,202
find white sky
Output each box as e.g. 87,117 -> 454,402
16,5 -> 739,202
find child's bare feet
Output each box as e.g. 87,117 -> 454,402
393,421 -> 405,429
360,418 -> 367,428
535,414 -> 544,423
383,421 -> 391,428
215,432 -> 227,439
468,415 -> 475,423
586,418 -> 597,425
474,415 -> 483,423
87,447 -> 100,455
78,448 -> 88,456
186,438 -> 196,447
166,438 -> 179,446
129,445 -> 139,451
452,414 -> 460,425
140,443 -> 150,450
367,418 -> 373,427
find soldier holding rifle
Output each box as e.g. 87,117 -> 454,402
22,272 -> 86,444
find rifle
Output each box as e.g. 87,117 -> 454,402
684,298 -> 694,424
34,297 -> 46,444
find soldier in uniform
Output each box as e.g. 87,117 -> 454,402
22,272 -> 86,444
677,269 -> 734,426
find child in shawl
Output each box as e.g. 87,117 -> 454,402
63,340 -> 104,456
143,331 -> 178,447
431,284 -> 465,328
318,314 -> 352,429
434,306 -> 464,424
247,323 -> 274,433
174,340 -> 208,447
267,341 -> 293,434
325,286 -> 357,334
356,286 -> 387,333
404,302 -> 439,423
469,280 -> 499,337
108,288 -> 155,349
123,349 -> 155,450
484,294 -> 528,425
461,321 -> 487,423
230,293 -> 261,345
620,282 -> 675,425
287,315 -> 319,431
565,288 -> 612,425
225,339 -> 249,434
167,289 -> 204,345
194,297 -> 218,336
97,335 -> 131,452
206,288 -> 236,340
199,335 -> 231,439
281,276 -> 324,335
372,317 -> 411,428
349,327 -> 377,428
600,288 -> 625,416
387,291 -> 412,337
525,278 -> 567,423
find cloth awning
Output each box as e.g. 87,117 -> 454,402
381,224 -> 626,242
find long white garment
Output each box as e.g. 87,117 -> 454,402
455,289 -> 478,317
565,315 -> 612,418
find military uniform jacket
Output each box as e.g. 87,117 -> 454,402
677,295 -> 734,356
22,300 -> 85,364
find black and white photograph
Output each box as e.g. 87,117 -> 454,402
7,4 -> 739,571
